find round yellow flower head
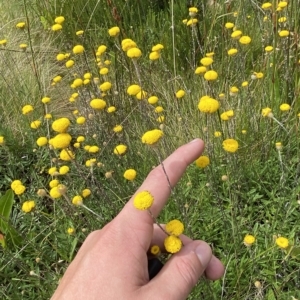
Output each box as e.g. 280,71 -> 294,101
100,81 -> 112,92
51,24 -> 62,31
198,96 -> 220,113
265,46 -> 273,52
187,18 -> 198,27
48,167 -> 58,176
90,98 -> 107,110
45,114 -> 52,119
195,66 -> 207,74
67,228 -> 75,235
242,81 -> 248,87
14,185 -> 26,195
22,201 -> 36,213
30,120 -> 41,129
54,16 -> 65,24
225,22 -> 234,29
50,186 -> 62,199
73,45 -> 84,54
214,131 -> 222,137
99,67 -> 109,75
113,125 -> 123,133
230,86 -> 239,94
59,166 -> 70,175
231,30 -> 242,39
60,149 -> 75,161
189,7 -> 198,17
0,136 -> 4,145
152,44 -> 164,52
127,84 -> 141,96
114,144 -> 127,155
141,129 -> 163,145
123,169 -> 137,181
51,133 -> 72,149
165,220 -> 184,236
275,142 -> 283,151
148,96 -> 159,104
133,191 -> 154,210
277,1 -> 287,8
41,96 -> 51,104
222,139 -> 239,153
82,189 -> 91,198
88,146 -> 100,153
200,57 -> 213,66
279,30 -> 289,37
107,106 -> 116,113
278,17 -> 287,23
49,179 -> 59,188
76,30 -> 84,36
204,70 -> 218,81
66,60 -> 75,68
243,234 -> 256,246
227,48 -> 238,56
164,235 -> 182,254
121,39 -> 137,51
72,195 -> 83,206
275,236 -> 289,249
97,45 -> 107,56
11,180 -> 22,191
52,118 -> 70,133
262,107 -> 272,117
22,104 -> 34,115
150,245 -> 160,255
239,36 -> 251,45
16,22 -> 26,29
262,2 -> 272,10
36,137 -> 48,147
195,155 -> 210,168
149,51 -> 160,60
175,90 -> 185,98
280,103 -> 291,111
76,116 -> 86,124
53,75 -> 62,83
127,47 -> 142,59
136,90 -> 148,100
108,26 -> 120,37
253,72 -> 263,79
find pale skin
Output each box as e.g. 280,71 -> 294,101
52,139 -> 224,299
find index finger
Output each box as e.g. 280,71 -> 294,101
119,139 -> 204,225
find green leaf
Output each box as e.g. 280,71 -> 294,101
0,189 -> 14,234
290,246 -> 300,260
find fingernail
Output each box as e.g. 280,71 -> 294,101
188,138 -> 200,144
195,243 -> 211,268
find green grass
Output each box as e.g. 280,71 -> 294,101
1,0 -> 300,299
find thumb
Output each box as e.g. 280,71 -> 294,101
144,241 -> 212,299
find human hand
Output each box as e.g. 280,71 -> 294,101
51,139 -> 224,300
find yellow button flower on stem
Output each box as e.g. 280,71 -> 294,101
76,30 -> 84,36
222,139 -> 239,153
204,70 -> 218,81
262,2 -> 272,10
225,22 -> 234,29
279,30 -> 289,37
51,24 -> 62,31
55,16 -> 65,24
265,46 -> 273,52
107,106 -> 116,113
275,236 -> 289,249
30,120 -> 41,129
280,103 -> 291,111
97,45 -> 107,55
108,26 -> 120,37
14,185 -> 26,195
72,195 -> 83,206
66,60 -> 75,68
22,201 -> 35,213
73,45 -> 84,54
164,235 -> 182,253
22,104 -> 34,115
133,191 -> 154,210
82,189 -> 91,198
243,234 -> 256,246
127,47 -> 142,59
195,66 -> 207,74
52,117 -> 70,133
127,84 -> 141,96
11,180 -> 22,191
100,81 -> 112,92
165,220 -> 184,236
59,166 -> 70,175
148,96 -> 159,104
51,133 -> 72,149
175,90 -> 185,98
239,36 -> 251,45
150,245 -> 160,255
198,96 -> 220,113
231,30 -> 242,39
123,169 -> 137,181
60,149 -> 75,161
114,144 -> 127,155
149,51 -> 160,60
16,22 -> 26,29
113,125 -> 123,133
90,98 -> 107,110
187,18 -> 198,27
262,107 -> 272,117
152,44 -> 164,52
200,57 -> 213,66
141,129 -> 163,145
227,48 -> 238,56
195,155 -> 210,168
0,136 -> 4,145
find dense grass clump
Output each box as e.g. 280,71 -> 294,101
0,0 -> 300,299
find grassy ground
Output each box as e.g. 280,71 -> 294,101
1,0 -> 300,299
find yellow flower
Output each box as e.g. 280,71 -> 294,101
72,78 -> 83,87
22,104 -> 34,115
275,236 -> 289,249
66,60 -> 75,68
149,51 -> 160,60
275,142 -> 283,151
90,98 -> 107,110
243,234 -> 256,246
60,149 -> 75,161
156,116 -> 165,123
277,1 -> 288,8
265,45 -> 273,52
222,139 -> 239,153
148,96 -> 159,104
189,7 -> 198,16
16,22 -> 26,29
76,116 -> 86,125
200,57 -> 213,66
279,30 -> 289,37
54,16 -> 65,24
99,67 -> 109,75
11,180 -> 22,191
67,228 -> 75,235
0,136 -> 4,145
113,125 -> 123,133
127,47 -> 142,59
49,179 -> 59,188
53,75 -> 62,83
221,110 -> 234,121
214,131 -> 222,137
72,195 -> 83,206
72,45 -> 84,54
230,86 -> 239,95
48,167 -> 58,176
262,2 -> 272,10
239,36 -> 251,45
165,220 -> 184,236
41,96 -> 51,104
36,137 -> 48,147
44,113 -> 52,119
154,106 -> 164,113
121,39 -> 137,51
242,130 -> 247,134
133,191 -> 154,210
136,90 -> 148,100
225,22 -> 234,29
204,70 -> 218,81
280,103 -> 291,111
76,30 -> 84,36
82,189 -> 91,198
114,144 -> 127,155
124,169 -> 137,181
51,24 -> 62,31
59,166 -> 70,175
231,30 -> 242,39
52,118 -> 70,133
195,66 -> 207,74
242,81 -> 248,87
175,90 -> 185,98
141,129 -> 163,145
50,186 -> 62,199
108,26 -> 120,37
14,185 -> 26,195
164,235 -> 182,253
195,155 -> 210,168
0,39 -> 7,46
88,146 -> 100,153
227,48 -> 238,56
107,106 -> 116,113
30,120 -> 41,129
150,245 -> 160,255
22,201 -> 35,213
262,107 -> 272,117
187,18 -> 198,26
99,81 -> 112,92
198,96 -> 220,113
97,45 -> 107,55
152,44 -> 164,52
51,133 -> 72,149
278,17 -> 287,23
127,84 -> 141,96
